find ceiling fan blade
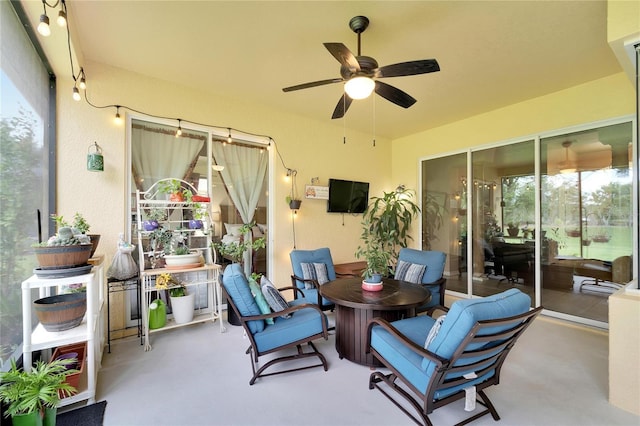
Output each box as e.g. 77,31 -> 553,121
331,93 -> 353,119
375,81 -> 416,108
282,78 -> 344,92
324,42 -> 360,72
374,59 -> 440,78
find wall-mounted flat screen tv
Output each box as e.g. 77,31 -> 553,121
327,178 -> 370,214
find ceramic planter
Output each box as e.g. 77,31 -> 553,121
170,292 -> 195,324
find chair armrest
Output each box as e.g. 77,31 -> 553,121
291,274 -> 325,306
277,285 -> 306,299
365,317 -> 448,367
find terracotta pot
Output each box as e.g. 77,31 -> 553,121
33,293 -> 87,332
34,244 -> 92,270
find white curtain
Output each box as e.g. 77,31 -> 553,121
132,125 -> 204,191
212,142 -> 267,274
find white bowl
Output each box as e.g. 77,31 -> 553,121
164,252 -> 201,266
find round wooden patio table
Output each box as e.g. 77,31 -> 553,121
319,277 -> 430,367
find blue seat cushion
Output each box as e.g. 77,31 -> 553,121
222,264 -> 264,334
253,302 -> 328,353
370,315 -> 497,399
370,316 -> 435,392
423,288 -> 531,372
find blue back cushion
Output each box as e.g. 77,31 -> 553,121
422,288 -> 531,371
222,263 -> 265,334
290,248 -> 337,290
397,248 -> 446,284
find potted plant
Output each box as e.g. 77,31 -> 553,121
142,208 -> 166,231
0,357 -> 78,426
188,203 -> 205,229
212,222 -> 266,266
158,179 -> 192,202
50,213 -> 100,257
286,195 -> 301,210
155,273 -> 195,324
33,226 -> 93,270
360,187 -> 421,267
506,222 -> 519,237
355,237 -> 391,284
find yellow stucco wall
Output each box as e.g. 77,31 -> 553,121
391,72 -> 635,243
56,61 -> 392,286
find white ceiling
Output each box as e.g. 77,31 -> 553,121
25,1 -> 622,140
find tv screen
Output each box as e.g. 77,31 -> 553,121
327,179 -> 370,214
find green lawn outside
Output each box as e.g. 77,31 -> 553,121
552,226 -> 633,261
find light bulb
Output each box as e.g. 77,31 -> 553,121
37,14 -> 51,36
57,10 -> 67,27
72,87 -> 81,101
79,76 -> 86,90
227,129 -> 232,144
114,110 -> 122,125
344,76 -> 375,100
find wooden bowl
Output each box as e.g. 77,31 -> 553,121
33,293 -> 87,332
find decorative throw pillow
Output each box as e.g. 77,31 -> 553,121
300,262 -> 329,289
424,314 -> 446,349
248,277 -> 274,325
261,276 -> 291,319
395,260 -> 427,284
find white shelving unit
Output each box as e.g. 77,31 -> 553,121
21,260 -> 105,407
135,179 -> 225,351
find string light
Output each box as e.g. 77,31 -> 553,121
176,119 -> 183,137
37,1 -> 50,37
78,68 -> 86,90
114,106 -> 122,125
57,0 -> 67,27
227,128 -> 232,144
72,86 -> 81,101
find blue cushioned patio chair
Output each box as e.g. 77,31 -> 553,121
367,289 -> 541,426
222,263 -> 329,385
396,248 -> 447,314
290,247 -> 340,311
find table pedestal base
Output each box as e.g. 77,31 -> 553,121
334,305 -> 415,367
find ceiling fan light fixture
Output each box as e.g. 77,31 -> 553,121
344,76 -> 375,100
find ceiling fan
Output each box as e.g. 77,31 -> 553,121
282,16 -> 440,119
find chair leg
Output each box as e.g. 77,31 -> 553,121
369,371 -> 433,426
248,342 -> 328,385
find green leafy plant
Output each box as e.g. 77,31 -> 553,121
149,228 -> 173,253
173,246 -> 190,255
158,179 -> 193,202
0,358 -> 77,418
355,237 -> 392,280
144,208 -> 166,222
50,212 -> 91,234
213,222 -> 266,266
360,187 -> 421,266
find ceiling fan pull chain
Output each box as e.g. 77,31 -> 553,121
372,92 -> 376,147
343,96 -> 347,144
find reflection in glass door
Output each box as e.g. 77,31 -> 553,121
540,122 -> 633,323
470,141 -> 535,305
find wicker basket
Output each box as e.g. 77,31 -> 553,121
34,244 -> 92,269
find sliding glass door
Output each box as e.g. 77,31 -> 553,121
421,118 -> 635,326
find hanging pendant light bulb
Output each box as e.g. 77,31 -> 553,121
78,68 -> 86,90
176,119 -> 183,137
114,106 -> 122,125
38,13 -> 51,36
57,9 -> 67,27
72,86 -> 81,101
227,128 -> 232,144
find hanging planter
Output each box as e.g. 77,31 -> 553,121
288,199 -> 302,210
